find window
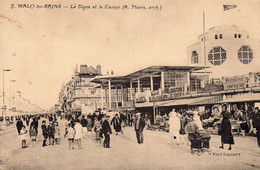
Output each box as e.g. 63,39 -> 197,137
238,46 -> 253,64
190,76 -> 201,92
164,71 -> 187,92
219,34 -> 223,39
238,34 -> 241,38
91,88 -> 96,94
208,46 -> 227,66
191,51 -> 199,64
215,35 -> 218,39
234,34 -> 237,38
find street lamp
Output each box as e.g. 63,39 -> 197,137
2,68 -> 11,125
16,91 -> 21,116
9,80 -> 16,110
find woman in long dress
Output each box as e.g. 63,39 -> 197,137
219,106 -> 234,150
168,110 -> 183,145
111,114 -> 122,135
86,116 -> 92,138
74,121 -> 83,149
193,111 -> 204,130
177,112 -> 186,145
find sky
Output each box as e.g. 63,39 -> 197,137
0,0 -> 260,110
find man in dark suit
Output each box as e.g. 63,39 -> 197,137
101,115 -> 112,148
253,107 -> 260,148
16,118 -> 24,135
41,120 -> 48,147
134,113 -> 146,144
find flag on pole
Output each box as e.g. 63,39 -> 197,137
223,5 -> 237,11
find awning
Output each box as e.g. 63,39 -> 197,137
135,100 -> 171,108
219,93 -> 260,103
189,95 -> 223,105
160,96 -> 222,107
135,102 -> 154,108
135,96 -> 222,108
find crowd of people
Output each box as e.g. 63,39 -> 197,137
13,111 -> 143,149
166,104 -> 260,150
11,105 -> 260,151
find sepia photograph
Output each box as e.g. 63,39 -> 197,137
0,0 -> 260,169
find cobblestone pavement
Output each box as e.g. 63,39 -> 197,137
0,119 -> 259,170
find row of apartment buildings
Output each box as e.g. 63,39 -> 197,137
58,65 -> 103,114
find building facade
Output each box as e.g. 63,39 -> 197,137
58,64 -> 103,114
187,25 -> 260,77
90,26 -> 260,124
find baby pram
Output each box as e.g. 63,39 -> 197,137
189,131 -> 212,156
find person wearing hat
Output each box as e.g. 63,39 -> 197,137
16,117 -> 24,135
81,115 -> 88,138
134,113 -> 146,144
74,120 -> 83,149
185,114 -> 200,145
41,120 -> 48,147
168,110 -> 185,145
219,104 -> 234,150
193,110 -> 203,130
111,114 -> 122,135
252,107 -> 260,147
101,115 -> 112,148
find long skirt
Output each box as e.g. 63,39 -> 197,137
221,132 -> 234,144
29,128 -> 37,137
114,125 -> 121,132
87,126 -> 92,132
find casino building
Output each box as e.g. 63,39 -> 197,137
187,25 -> 260,77
89,25 -> 260,125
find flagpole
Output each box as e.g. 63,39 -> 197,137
203,11 -> 207,84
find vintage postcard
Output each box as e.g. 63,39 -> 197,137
0,0 -> 260,169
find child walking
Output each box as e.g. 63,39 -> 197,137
93,117 -> 102,144
20,126 -> 28,148
64,123 -> 75,149
54,122 -> 60,145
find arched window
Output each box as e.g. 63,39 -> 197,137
238,46 -> 253,64
208,46 -> 227,66
191,51 -> 199,64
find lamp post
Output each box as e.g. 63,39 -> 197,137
9,80 -> 16,110
16,91 -> 21,116
2,68 -> 11,125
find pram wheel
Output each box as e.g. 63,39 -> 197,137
201,149 -> 205,153
208,149 -> 212,155
191,149 -> 194,155
197,151 -> 201,156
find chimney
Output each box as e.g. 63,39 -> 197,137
107,71 -> 109,76
96,65 -> 101,75
75,64 -> 78,73
111,70 -> 114,75
80,65 -> 87,73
